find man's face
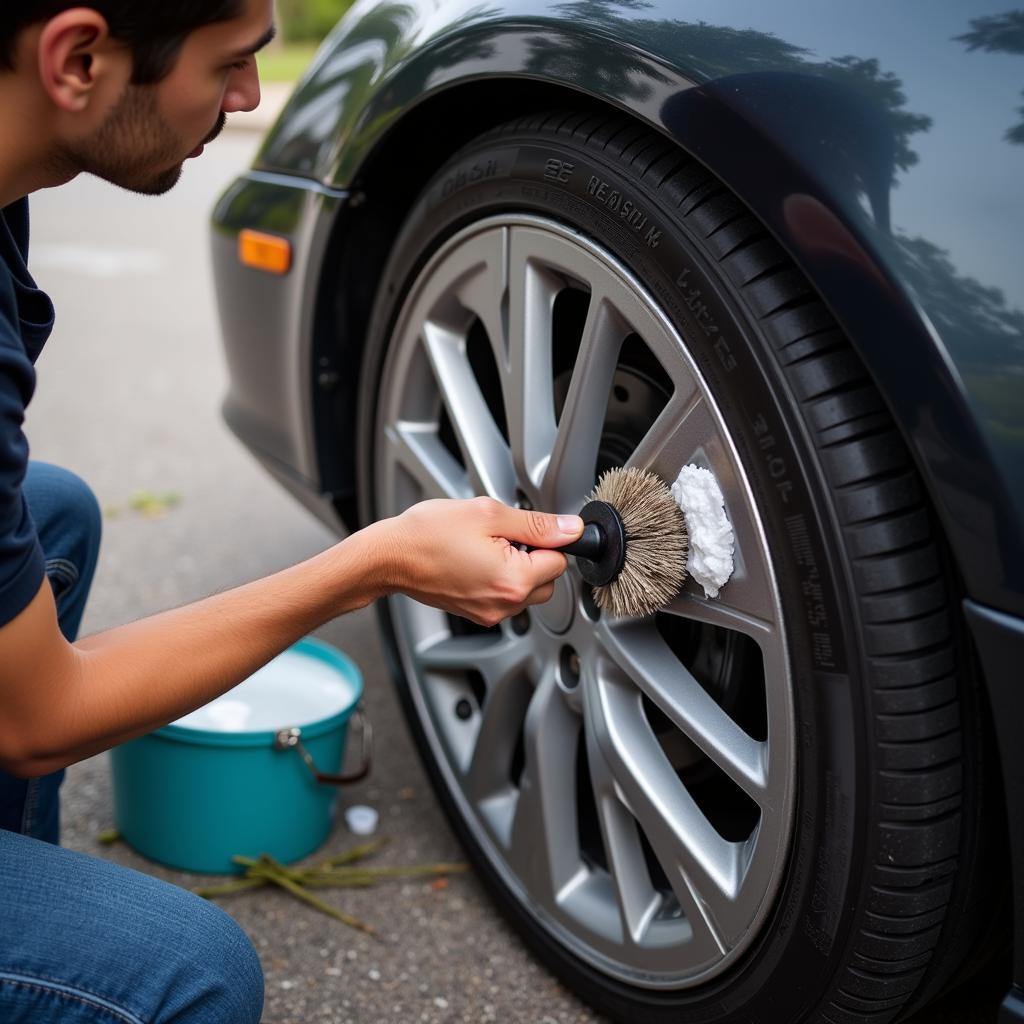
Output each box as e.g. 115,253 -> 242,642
61,0 -> 272,195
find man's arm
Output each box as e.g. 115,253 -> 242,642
0,497 -> 583,777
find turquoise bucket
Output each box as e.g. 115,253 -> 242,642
111,637 -> 367,875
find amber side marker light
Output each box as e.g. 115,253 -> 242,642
238,229 -> 292,275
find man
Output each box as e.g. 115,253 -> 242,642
0,3 -> 584,1020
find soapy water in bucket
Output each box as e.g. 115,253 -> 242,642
174,649 -> 357,733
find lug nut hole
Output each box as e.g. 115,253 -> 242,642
559,646 -> 581,689
511,611 -> 531,635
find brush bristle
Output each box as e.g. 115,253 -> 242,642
589,467 -> 688,617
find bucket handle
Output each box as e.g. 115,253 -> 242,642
273,707 -> 372,785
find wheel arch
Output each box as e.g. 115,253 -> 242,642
307,71 -> 1014,616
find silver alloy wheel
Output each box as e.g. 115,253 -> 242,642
374,214 -> 795,988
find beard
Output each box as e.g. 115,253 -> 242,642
56,86 -> 226,196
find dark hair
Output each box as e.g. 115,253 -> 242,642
0,1 -> 244,83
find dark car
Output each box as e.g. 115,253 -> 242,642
211,2 -> 1024,1021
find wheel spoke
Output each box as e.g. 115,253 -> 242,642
506,666 -> 582,900
598,620 -> 768,802
504,229 -> 560,495
422,320 -> 516,503
584,694 -> 663,947
449,226 -> 510,372
384,421 -> 474,503
661,588 -> 774,642
417,629 -> 532,683
627,390 -> 781,628
627,390 -> 717,482
542,295 -> 627,512
417,631 -> 534,801
584,668 -> 749,951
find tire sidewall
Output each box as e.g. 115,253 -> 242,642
357,129 -> 870,1024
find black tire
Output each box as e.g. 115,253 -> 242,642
356,110 -> 1000,1023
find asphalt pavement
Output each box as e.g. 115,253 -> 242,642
23,122 -> 1005,1024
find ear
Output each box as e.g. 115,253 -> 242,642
36,7 -> 129,113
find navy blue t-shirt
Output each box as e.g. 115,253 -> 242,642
0,199 -> 54,627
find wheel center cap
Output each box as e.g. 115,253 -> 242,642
533,572 -> 575,634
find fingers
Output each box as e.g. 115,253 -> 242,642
494,502 -> 583,549
475,550 -> 566,625
524,580 -> 556,607
523,547 -> 570,586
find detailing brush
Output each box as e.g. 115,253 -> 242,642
557,466 -> 688,618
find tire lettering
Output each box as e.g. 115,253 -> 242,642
675,267 -> 734,366
783,510 -> 837,669
752,412 -> 794,502
586,175 -> 661,248
441,159 -> 498,198
544,158 -> 574,183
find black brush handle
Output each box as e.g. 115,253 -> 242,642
555,500 -> 626,587
559,522 -> 604,560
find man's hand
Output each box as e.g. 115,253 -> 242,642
376,496 -> 585,627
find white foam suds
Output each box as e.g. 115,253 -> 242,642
173,649 -> 356,733
671,464 -> 735,599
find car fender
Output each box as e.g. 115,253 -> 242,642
257,0 -> 1024,614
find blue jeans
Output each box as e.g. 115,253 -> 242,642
0,463 -> 264,1023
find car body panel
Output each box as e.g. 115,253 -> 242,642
248,0 -> 1024,616
212,171 -> 347,486
212,2 -> 1024,1004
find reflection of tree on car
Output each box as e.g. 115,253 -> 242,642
549,0 -> 933,174
536,3 -> 930,230
956,9 -> 1024,144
